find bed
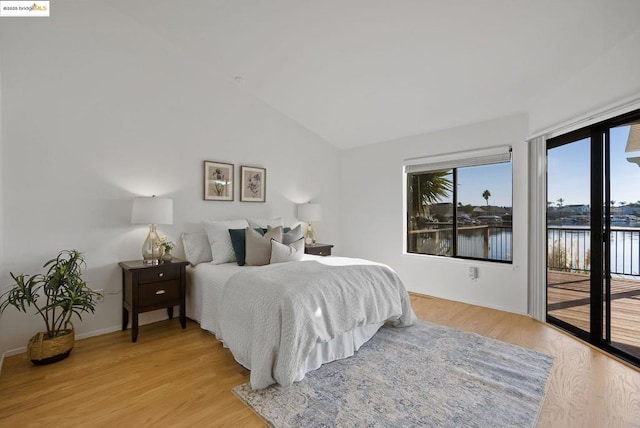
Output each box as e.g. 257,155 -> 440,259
187,254 -> 415,389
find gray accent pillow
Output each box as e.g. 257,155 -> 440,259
245,226 -> 283,266
282,224 -> 303,245
181,232 -> 213,266
270,237 -> 305,264
247,217 -> 284,229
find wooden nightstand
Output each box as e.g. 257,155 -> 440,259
304,243 -> 334,256
118,258 -> 189,342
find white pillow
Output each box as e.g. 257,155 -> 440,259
246,217 -> 284,229
181,233 -> 212,266
203,219 -> 249,264
270,237 -> 305,264
246,226 -> 283,266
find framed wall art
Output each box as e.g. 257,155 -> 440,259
203,161 -> 234,201
240,165 -> 266,202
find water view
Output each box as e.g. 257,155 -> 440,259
548,224 -> 640,276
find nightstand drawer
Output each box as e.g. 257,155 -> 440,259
305,244 -> 334,256
309,247 -> 330,256
138,280 -> 180,309
138,266 -> 180,284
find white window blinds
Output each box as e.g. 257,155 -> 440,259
404,145 -> 512,174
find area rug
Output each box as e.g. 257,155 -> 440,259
233,321 -> 553,427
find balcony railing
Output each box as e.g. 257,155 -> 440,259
548,226 -> 640,276
408,223 -> 512,261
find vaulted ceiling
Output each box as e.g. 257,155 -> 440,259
112,0 -> 640,149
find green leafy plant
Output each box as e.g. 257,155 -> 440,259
0,250 -> 98,338
409,170 -> 453,219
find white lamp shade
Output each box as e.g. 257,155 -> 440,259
297,203 -> 321,222
131,197 -> 173,225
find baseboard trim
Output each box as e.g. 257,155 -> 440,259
4,346 -> 26,358
2,309 -> 187,374
1,325 -> 122,362
408,291 -> 528,317
75,326 -> 121,341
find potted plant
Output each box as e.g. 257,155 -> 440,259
0,249 -> 98,365
158,237 -> 175,262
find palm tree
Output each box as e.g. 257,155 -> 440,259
482,189 -> 491,206
557,198 -> 564,207
409,171 -> 453,219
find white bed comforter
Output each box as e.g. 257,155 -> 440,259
218,258 -> 416,389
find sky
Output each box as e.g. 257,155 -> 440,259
548,125 -> 638,206
457,162 -> 512,207
426,124 -> 636,208
427,161 -> 513,207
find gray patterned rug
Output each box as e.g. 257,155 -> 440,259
233,321 -> 553,427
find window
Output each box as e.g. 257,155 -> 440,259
405,146 -> 513,263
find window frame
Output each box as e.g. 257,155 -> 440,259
403,147 -> 513,264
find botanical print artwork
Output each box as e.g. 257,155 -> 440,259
204,161 -> 233,201
212,169 -> 227,195
247,172 -> 261,197
240,166 -> 266,202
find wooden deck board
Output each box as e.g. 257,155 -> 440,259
547,270 -> 640,352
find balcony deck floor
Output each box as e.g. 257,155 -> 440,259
547,270 -> 640,356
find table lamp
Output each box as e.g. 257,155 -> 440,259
297,202 -> 321,245
131,195 -> 173,265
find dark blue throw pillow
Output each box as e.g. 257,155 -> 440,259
229,228 -> 264,266
228,229 -> 248,266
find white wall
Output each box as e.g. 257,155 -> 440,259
341,114 -> 529,314
0,3 -> 341,352
530,27 -> 640,134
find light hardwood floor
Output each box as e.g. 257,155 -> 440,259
1,294 -> 639,427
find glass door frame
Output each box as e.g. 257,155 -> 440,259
546,108 -> 640,368
546,127 -> 594,343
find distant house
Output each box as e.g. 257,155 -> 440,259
620,205 -> 640,215
560,204 -> 590,214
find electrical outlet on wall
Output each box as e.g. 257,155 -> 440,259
468,267 -> 478,280
95,288 -> 105,303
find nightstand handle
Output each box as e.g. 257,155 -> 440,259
155,289 -> 166,295
158,272 -> 164,278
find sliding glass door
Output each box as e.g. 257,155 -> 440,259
547,135 -> 592,335
606,119 -> 640,358
546,110 -> 640,366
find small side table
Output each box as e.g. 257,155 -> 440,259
304,243 -> 334,257
118,258 -> 189,342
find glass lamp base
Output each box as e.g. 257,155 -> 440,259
142,224 -> 161,265
304,222 -> 317,245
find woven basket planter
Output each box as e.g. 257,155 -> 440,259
27,329 -> 74,365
